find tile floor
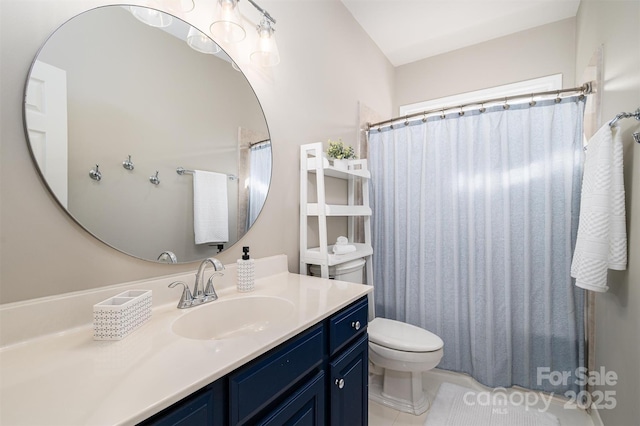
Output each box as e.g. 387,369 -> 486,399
368,369 -> 599,426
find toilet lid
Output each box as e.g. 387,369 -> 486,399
369,317 -> 443,352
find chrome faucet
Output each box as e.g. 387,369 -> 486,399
169,257 -> 225,309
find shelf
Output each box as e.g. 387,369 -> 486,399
300,142 -> 373,283
306,204 -> 372,216
306,157 -> 370,179
302,244 -> 373,266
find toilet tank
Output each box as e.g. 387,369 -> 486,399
309,258 -> 366,283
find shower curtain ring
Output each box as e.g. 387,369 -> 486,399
440,109 -> 445,119
479,103 -> 486,113
555,91 -> 562,103
404,116 -> 409,126
503,97 -> 510,110
458,106 -> 465,116
529,94 -> 536,107
422,112 -> 427,123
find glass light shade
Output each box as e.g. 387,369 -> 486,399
250,20 -> 280,67
129,6 -> 173,28
179,0 -> 195,13
187,27 -> 221,54
210,0 -> 246,43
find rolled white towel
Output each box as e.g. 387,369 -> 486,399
335,236 -> 349,245
333,244 -> 356,255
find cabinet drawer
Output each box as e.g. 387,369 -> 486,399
229,325 -> 324,425
329,297 -> 368,356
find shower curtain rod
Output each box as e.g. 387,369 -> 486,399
367,82 -> 594,131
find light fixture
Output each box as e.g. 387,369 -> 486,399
129,6 -> 173,28
187,26 -> 221,54
210,0 -> 246,43
178,0 -> 195,13
250,14 -> 280,67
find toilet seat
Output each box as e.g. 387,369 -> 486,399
369,317 -> 443,352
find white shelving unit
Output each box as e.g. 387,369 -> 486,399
300,142 -> 373,285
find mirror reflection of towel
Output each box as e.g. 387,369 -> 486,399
193,170 -> 228,244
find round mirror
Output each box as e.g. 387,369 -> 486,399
23,5 -> 271,264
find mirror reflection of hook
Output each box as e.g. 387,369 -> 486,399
89,164 -> 102,181
123,155 -> 134,171
149,171 -> 160,185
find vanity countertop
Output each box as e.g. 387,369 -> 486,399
0,256 -> 372,426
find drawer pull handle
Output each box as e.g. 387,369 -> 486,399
351,321 -> 361,330
335,378 -> 345,389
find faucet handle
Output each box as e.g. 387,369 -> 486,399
204,273 -> 223,300
169,281 -> 193,309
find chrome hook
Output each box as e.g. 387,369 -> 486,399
89,164 -> 102,181
503,98 -> 510,110
529,94 -> 536,107
149,171 -> 160,185
122,155 -> 134,171
479,103 -> 486,113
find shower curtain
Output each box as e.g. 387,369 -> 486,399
247,142 -> 272,228
368,99 -> 586,394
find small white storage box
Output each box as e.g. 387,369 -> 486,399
93,290 -> 152,340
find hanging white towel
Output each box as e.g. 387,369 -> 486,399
571,124 -> 627,292
193,170 -> 229,244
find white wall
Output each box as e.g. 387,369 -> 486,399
394,18 -> 576,113
0,0 -> 394,303
575,1 -> 640,424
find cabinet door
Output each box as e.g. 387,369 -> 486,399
139,380 -> 225,426
258,371 -> 325,426
329,334 -> 368,426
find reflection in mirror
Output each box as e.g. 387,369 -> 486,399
23,5 -> 271,264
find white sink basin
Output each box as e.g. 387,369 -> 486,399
171,296 -> 295,340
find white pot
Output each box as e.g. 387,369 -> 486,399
332,159 -> 349,170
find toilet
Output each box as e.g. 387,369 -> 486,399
309,259 -> 444,415
368,317 -> 443,415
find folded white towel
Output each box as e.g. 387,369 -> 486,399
333,244 -> 356,255
571,124 -> 627,292
193,170 -> 229,244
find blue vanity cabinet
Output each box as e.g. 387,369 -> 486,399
228,324 -> 325,424
139,296 -> 368,426
327,296 -> 369,425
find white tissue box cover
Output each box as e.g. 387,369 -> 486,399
93,290 -> 152,340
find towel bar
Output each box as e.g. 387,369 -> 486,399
176,167 -> 237,181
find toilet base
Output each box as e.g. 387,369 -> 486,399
368,369 -> 430,415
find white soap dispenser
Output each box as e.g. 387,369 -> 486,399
237,246 -> 255,292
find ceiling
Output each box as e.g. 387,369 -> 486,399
340,0 -> 581,67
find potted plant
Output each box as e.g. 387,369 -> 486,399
326,139 -> 356,169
